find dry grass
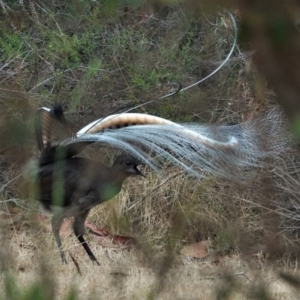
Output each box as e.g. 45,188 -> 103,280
1,221 -> 300,300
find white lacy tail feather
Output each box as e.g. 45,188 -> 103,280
62,107 -> 292,183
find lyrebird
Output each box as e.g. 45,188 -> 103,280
34,103 -> 280,264
34,104 -> 145,265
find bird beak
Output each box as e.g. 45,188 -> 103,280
135,165 -> 146,178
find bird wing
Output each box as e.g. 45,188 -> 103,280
37,158 -> 106,208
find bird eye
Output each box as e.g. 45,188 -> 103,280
125,161 -> 132,166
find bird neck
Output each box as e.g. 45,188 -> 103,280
109,166 -> 129,187
99,168 -> 129,201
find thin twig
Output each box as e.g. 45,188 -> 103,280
200,271 -> 251,281
69,253 -> 82,275
0,173 -> 23,193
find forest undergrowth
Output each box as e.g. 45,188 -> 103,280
1,1 -> 300,299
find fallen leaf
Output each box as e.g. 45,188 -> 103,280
181,240 -> 212,259
36,213 -> 48,222
85,221 -> 110,236
85,220 -> 135,248
113,234 -> 136,245
141,10 -> 146,23
0,209 -> 22,225
8,207 -> 22,214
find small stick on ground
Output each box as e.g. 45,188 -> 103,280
200,271 -> 251,281
69,253 -> 82,275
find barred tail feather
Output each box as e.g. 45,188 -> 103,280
35,107 -> 51,151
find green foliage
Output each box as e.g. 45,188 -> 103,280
40,30 -> 97,68
0,33 -> 27,60
0,1 -> 239,119
292,115 -> 300,138
86,59 -> 103,79
130,69 -> 159,92
2,272 -> 78,300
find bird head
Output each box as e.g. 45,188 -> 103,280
113,154 -> 145,177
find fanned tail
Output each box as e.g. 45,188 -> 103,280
61,107 -> 290,182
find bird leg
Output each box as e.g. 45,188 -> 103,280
73,210 -> 100,266
76,234 -> 100,266
52,213 -> 67,264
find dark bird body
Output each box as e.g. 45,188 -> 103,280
36,147 -> 144,265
